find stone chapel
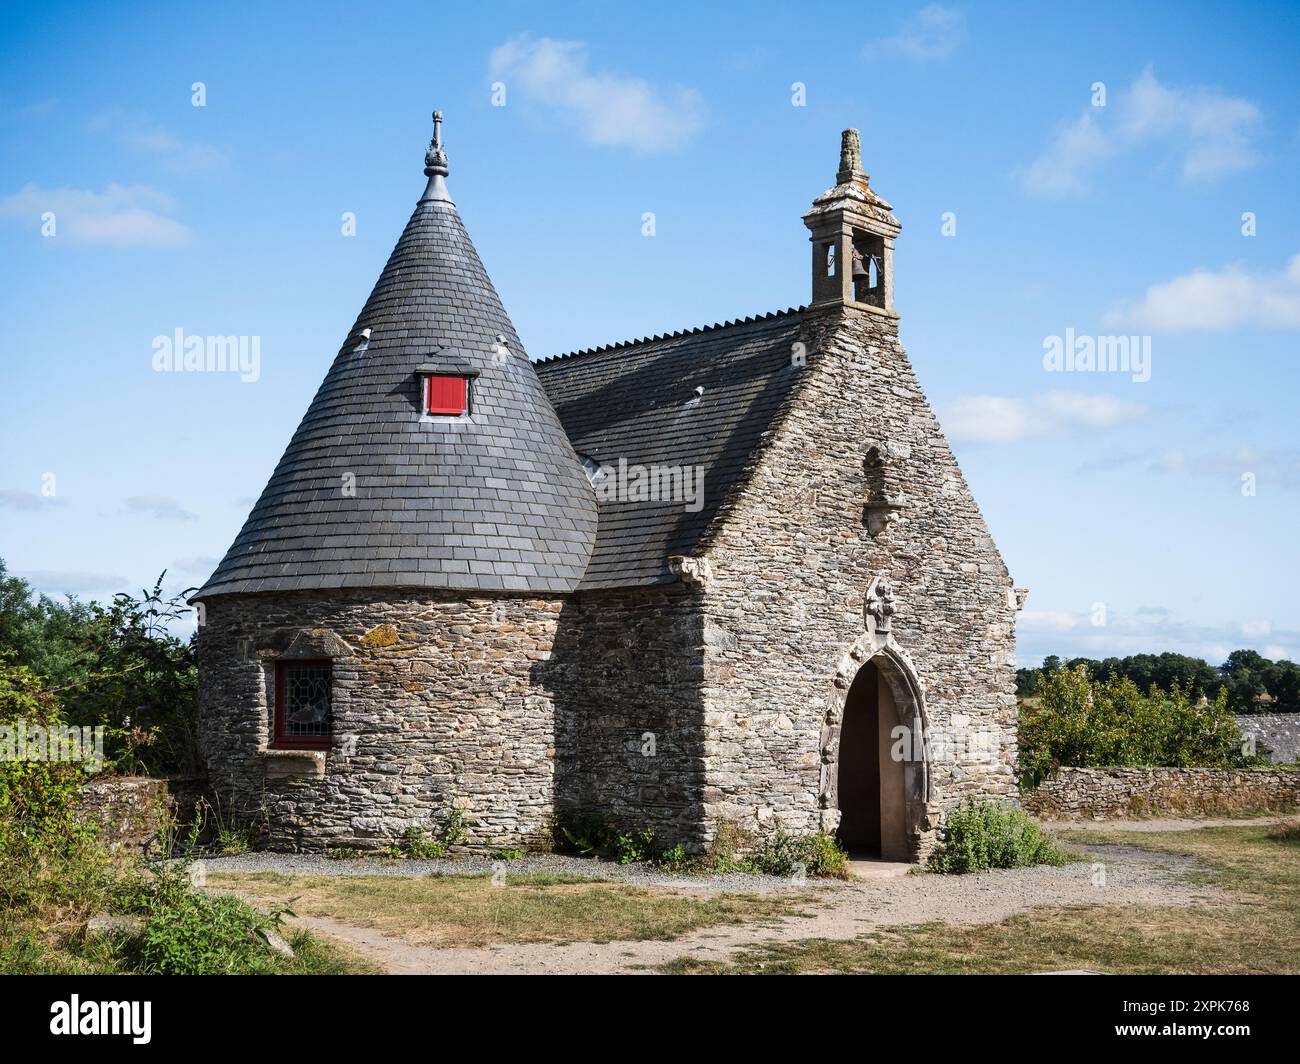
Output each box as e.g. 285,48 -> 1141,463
194,114 -> 1024,861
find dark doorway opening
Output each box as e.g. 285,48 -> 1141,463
837,662 -> 882,855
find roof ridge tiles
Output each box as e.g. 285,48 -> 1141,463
536,306 -> 806,365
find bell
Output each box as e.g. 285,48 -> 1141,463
851,251 -> 869,280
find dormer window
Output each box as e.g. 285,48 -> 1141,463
425,375 -> 468,416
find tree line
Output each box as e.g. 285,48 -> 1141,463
1017,650 -> 1300,714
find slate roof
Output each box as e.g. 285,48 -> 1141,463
195,126 -> 598,599
197,117 -> 813,600
536,310 -> 808,589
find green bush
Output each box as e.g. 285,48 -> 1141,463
798,831 -> 850,879
929,800 -> 1067,874
441,803 -> 467,847
0,663 -> 108,916
655,844 -> 690,872
137,886 -> 291,975
403,826 -> 445,859
613,827 -> 655,864
748,830 -> 849,879
0,563 -> 201,778
1019,666 -> 1261,788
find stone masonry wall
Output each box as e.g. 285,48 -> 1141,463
196,589 -> 567,851
197,585 -> 711,852
695,304 -> 1021,860
542,583 -> 707,848
76,777 -> 169,857
1023,766 -> 1300,820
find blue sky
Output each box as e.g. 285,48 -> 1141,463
1,0 -> 1297,666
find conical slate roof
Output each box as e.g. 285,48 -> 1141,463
197,114 -> 597,598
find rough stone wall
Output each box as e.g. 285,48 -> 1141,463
1234,713 -> 1300,764
1023,766 -> 1300,820
695,304 -> 1020,859
76,777 -> 168,857
196,589 -> 566,851
541,584 -> 707,847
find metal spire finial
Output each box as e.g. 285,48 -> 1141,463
424,110 -> 448,177
420,109 -> 453,204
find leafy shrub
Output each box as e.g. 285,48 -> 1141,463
1019,666 -> 1261,788
655,844 -> 690,872
747,830 -> 804,876
137,886 -> 291,975
492,847 -> 524,861
798,831 -> 850,879
929,800 -> 1067,874
613,827 -> 655,864
0,663 -> 108,915
747,830 -> 849,879
441,803 -> 467,847
0,565 -> 201,778
403,826 -> 445,859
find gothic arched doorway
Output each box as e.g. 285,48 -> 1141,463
836,660 -> 909,859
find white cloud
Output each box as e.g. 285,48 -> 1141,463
1105,254 -> 1300,332
1241,620 -> 1272,638
1021,67 -> 1261,197
1152,445 -> 1300,492
125,495 -> 196,521
0,182 -> 191,245
15,570 -> 127,595
865,4 -> 965,62
940,390 -> 1147,443
489,35 -> 705,153
91,110 -> 228,176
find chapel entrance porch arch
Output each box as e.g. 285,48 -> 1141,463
823,638 -> 929,862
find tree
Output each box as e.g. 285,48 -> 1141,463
1019,666 -> 1260,788
0,561 -> 199,777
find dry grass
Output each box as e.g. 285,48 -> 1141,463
664,823 -> 1300,975
207,870 -> 818,949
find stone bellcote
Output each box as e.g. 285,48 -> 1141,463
802,129 -> 901,314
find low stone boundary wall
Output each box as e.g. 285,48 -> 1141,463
76,777 -> 169,855
1023,766 -> 1300,820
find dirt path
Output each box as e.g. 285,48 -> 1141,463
267,840 -> 1221,975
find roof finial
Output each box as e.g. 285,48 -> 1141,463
837,128 -> 868,185
420,109 -> 453,203
425,110 -> 448,177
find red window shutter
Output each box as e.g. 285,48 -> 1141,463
426,375 -> 467,415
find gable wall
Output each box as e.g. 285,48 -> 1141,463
696,306 -> 1020,857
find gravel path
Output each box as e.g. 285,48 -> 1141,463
202,834 -> 1225,975
200,851 -> 800,893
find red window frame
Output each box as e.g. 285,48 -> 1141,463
272,659 -> 332,749
425,375 -> 468,416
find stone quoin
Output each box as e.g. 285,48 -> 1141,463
193,114 -> 1024,860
